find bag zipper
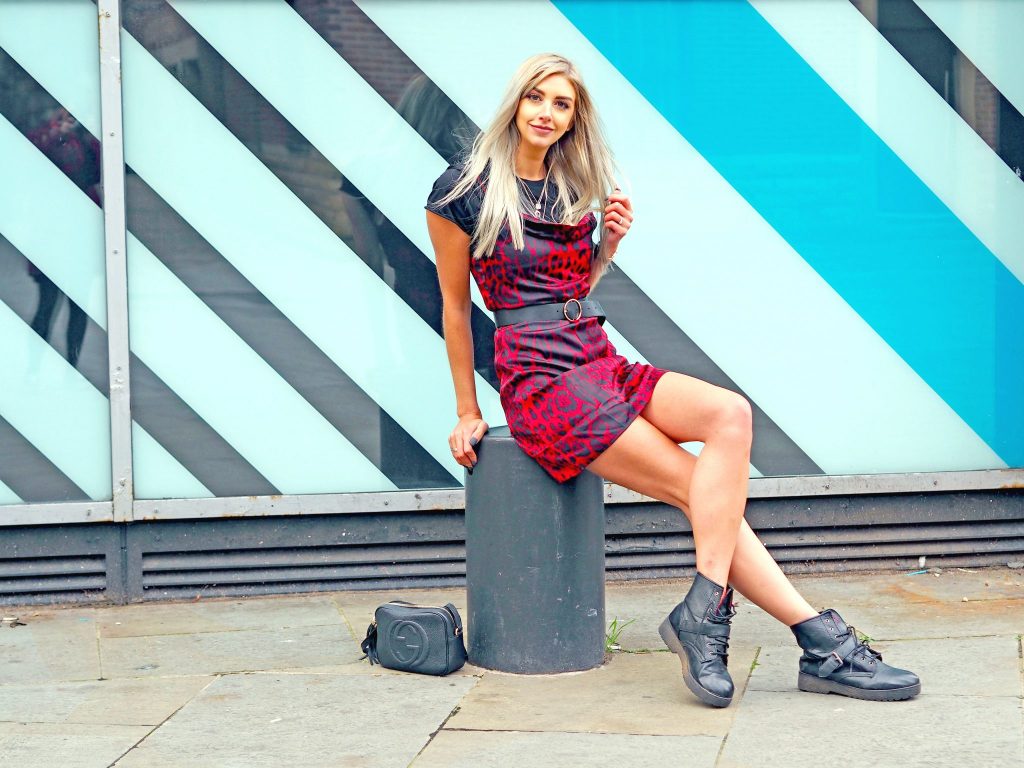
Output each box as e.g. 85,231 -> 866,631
380,600 -> 462,635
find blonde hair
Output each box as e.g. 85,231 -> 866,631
435,53 -> 619,286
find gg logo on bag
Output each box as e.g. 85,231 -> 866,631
388,620 -> 429,666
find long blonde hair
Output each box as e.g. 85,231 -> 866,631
435,53 -> 619,285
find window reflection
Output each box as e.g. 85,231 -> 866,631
852,0 -> 1024,178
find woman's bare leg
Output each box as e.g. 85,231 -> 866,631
586,372 -> 816,626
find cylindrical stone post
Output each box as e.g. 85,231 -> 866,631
465,425 -> 606,673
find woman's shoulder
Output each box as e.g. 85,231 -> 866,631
428,159 -> 486,201
425,160 -> 485,236
429,163 -> 463,194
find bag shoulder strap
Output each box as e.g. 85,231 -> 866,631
359,622 -> 379,665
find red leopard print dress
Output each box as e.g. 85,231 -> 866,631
428,166 -> 667,483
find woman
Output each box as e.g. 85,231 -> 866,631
425,53 -> 919,707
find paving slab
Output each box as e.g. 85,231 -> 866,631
718,689 -> 1024,768
748,634 -> 1022,698
100,623 -> 357,679
112,672 -> 477,768
254,659 -> 486,678
0,612 -> 100,684
97,595 -> 344,638
411,729 -> 723,767
446,646 -> 758,737
0,721 -> 151,768
831,596 -> 1024,640
0,676 -> 212,725
794,568 -> 1024,607
605,579 -> 800,650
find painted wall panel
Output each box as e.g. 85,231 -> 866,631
0,0 -> 1019,511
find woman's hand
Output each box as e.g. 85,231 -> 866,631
602,188 -> 633,256
449,414 -> 489,472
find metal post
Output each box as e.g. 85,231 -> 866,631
465,425 -> 607,673
97,0 -> 133,523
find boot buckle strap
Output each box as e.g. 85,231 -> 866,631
819,651 -> 845,677
680,620 -> 731,638
817,636 -> 857,677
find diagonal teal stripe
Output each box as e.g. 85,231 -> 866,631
554,0 -> 1024,466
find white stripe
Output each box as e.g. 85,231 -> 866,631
132,423 -> 212,500
171,0 -> 644,397
0,120 -> 107,325
0,114 -> 394,497
167,0 -> 498,315
915,0 -> 1024,117
0,302 -> 111,499
749,0 -> 1024,285
356,0 -> 1005,473
0,477 -> 20,505
126,230 -> 399,493
0,117 -> 210,498
1,3 -> 449,488
116,27 -> 493,476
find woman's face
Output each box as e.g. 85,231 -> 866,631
515,73 -> 576,157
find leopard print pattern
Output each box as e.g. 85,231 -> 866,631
477,211 -> 668,483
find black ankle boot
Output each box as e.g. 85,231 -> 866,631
790,609 -> 921,701
659,572 -> 736,708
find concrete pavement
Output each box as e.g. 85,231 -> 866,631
0,567 -> 1021,767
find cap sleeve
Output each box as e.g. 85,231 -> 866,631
425,164 -> 481,237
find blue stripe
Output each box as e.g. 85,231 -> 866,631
554,0 -> 1024,465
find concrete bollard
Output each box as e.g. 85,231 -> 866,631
464,425 -> 606,673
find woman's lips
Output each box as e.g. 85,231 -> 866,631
530,124 -> 553,135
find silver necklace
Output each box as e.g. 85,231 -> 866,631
519,169 -> 551,217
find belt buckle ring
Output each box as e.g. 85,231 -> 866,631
563,298 -> 583,322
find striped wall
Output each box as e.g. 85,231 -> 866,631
0,0 -> 1020,507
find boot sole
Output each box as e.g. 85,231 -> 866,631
798,672 -> 921,701
659,617 -> 732,708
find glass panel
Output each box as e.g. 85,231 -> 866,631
0,2 -> 111,505
113,0 -> 1021,499
120,0 -> 475,497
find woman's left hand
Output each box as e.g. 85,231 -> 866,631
602,188 -> 633,254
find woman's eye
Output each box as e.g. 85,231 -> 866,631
527,93 -> 541,102
556,101 -> 570,110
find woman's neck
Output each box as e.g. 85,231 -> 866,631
515,145 -> 548,181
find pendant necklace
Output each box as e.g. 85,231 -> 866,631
519,168 -> 551,218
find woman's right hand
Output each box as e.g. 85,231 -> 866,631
449,415 -> 489,471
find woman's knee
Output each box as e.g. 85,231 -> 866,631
710,393 -> 753,445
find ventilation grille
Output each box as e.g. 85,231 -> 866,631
136,518 -> 1024,598
140,542 -> 466,600
0,554 -> 108,605
605,518 -> 1024,577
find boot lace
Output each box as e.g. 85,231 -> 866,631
705,600 -> 736,660
843,624 -> 883,664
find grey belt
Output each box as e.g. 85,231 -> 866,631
494,298 -> 606,328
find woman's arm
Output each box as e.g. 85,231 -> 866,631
426,210 -> 488,469
589,190 -> 633,291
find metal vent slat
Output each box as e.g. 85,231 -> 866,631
606,537 -> 1024,570
143,543 -> 463,571
143,575 -> 467,600
0,555 -> 106,578
606,521 -> 1024,554
142,560 -> 464,588
0,574 -> 108,593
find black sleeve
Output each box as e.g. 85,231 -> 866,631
425,164 -> 481,237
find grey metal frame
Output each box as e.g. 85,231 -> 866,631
0,4 -> 1020,529
98,0 -> 134,524
0,501 -> 114,527
124,468 -> 1024,521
